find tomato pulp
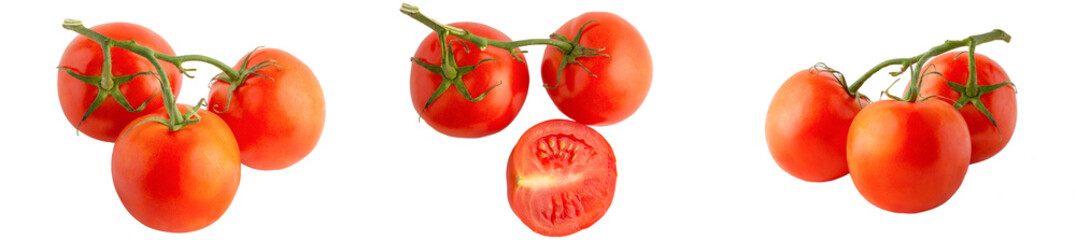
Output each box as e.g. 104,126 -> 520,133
507,119 -> 617,236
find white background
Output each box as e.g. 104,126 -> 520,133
1,0 -> 1073,239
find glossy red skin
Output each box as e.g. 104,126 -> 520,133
58,22 -> 182,142
847,99 -> 970,213
914,52 -> 1016,164
765,70 -> 867,182
410,22 -> 529,138
507,119 -> 616,237
209,48 -> 325,170
112,105 -> 240,233
541,12 -> 651,126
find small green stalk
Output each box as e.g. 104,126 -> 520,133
400,3 -> 574,55
60,19 -> 254,134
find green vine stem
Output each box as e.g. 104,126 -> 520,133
400,3 -> 573,57
400,3 -> 610,118
60,19 -> 249,132
843,29 -> 1011,99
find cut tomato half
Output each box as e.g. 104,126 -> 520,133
507,119 -> 617,236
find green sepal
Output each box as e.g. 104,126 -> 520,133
978,81 -> 1015,94
946,81 -> 967,93
970,98 -> 1002,140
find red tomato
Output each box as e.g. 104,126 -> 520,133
58,22 -> 182,142
410,22 -> 529,138
765,69 -> 867,182
915,52 -> 1016,164
507,119 -> 616,236
541,12 -> 651,126
847,99 -> 970,213
209,48 -> 325,170
112,105 -> 240,232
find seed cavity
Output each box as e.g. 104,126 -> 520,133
540,191 -> 585,224
533,134 -> 591,170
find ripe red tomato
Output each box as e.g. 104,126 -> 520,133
915,52 -> 1016,164
58,22 -> 182,142
847,99 -> 970,213
209,48 -> 325,170
410,22 -> 529,138
507,119 -> 616,236
540,12 -> 651,126
765,69 -> 867,182
112,105 -> 240,233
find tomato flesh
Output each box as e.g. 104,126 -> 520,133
507,119 -> 616,236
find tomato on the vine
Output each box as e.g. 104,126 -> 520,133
58,22 -> 182,142
766,69 -> 867,182
112,105 -> 240,233
507,119 -> 616,237
410,22 -> 529,138
914,51 -> 1016,164
541,12 -> 651,126
209,48 -> 325,170
847,99 -> 970,213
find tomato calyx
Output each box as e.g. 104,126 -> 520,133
410,36 -> 503,119
57,66 -> 160,133
943,46 -> 1016,136
211,47 -> 282,113
545,20 -> 611,89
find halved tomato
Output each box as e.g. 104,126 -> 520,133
506,119 -> 617,236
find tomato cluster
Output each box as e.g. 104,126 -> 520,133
404,5 -> 648,236
58,21 -> 324,232
766,31 -> 1016,213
